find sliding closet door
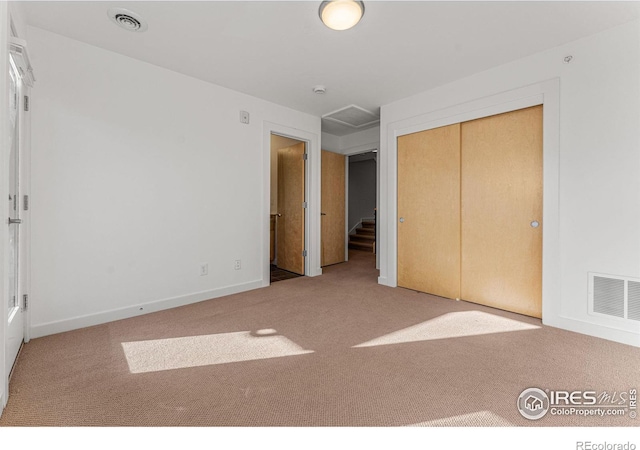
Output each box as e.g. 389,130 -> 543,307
398,124 -> 461,299
461,106 -> 543,318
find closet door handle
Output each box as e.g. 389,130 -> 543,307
530,220 -> 540,228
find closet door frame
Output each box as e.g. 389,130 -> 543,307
381,79 -> 560,325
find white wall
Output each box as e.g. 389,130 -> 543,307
320,132 -> 340,153
28,27 -> 321,338
340,127 -> 379,156
379,20 -> 640,346
322,126 -> 379,156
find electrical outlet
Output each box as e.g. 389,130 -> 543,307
200,263 -> 208,276
239,111 -> 250,124
234,260 -> 241,270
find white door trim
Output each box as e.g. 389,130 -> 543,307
0,0 -> 10,411
263,122 -> 321,286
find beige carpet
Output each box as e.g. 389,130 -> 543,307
1,250 -> 638,427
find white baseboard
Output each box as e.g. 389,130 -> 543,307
375,274 -> 638,347
544,315 -> 640,348
30,280 -> 264,339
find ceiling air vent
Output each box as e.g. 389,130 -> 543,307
322,105 -> 379,129
108,8 -> 148,32
589,273 -> 640,322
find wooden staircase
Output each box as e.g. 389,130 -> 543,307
348,220 -> 375,252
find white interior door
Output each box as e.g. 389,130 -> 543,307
6,54 -> 23,376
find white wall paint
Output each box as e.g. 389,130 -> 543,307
322,127 -> 380,156
379,20 -> 640,346
28,27 -> 320,337
339,127 -> 379,156
320,132 -> 340,153
8,2 -> 27,38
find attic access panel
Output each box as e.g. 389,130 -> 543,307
322,105 -> 380,129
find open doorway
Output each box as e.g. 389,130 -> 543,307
347,151 -> 377,254
270,134 -> 306,283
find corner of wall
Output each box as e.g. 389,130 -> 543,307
378,20 -> 640,348
321,132 -> 340,153
31,279 -> 265,339
341,126 -> 380,156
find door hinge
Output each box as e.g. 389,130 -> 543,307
302,201 -> 307,209
303,153 -> 308,161
302,250 -> 307,257
23,195 -> 29,211
23,294 -> 28,311
24,95 -> 29,112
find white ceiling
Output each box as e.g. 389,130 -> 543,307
22,1 -> 640,136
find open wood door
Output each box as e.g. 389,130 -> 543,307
277,143 -> 305,275
321,150 -> 346,266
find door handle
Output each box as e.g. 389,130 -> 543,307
399,217 -> 405,223
276,213 -> 282,217
321,212 -> 326,216
8,218 -> 22,225
530,220 -> 540,228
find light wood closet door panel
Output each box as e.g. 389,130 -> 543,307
398,123 -> 461,299
321,150 -> 346,266
277,143 -> 305,275
461,105 -> 543,318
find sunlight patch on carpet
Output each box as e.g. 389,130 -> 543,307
122,330 -> 313,373
407,410 -> 514,426
353,310 -> 540,348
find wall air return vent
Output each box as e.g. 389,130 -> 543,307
628,281 -> 640,321
322,105 -> 380,129
589,273 -> 640,322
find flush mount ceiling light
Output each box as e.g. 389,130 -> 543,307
108,8 -> 148,32
319,0 -> 365,31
